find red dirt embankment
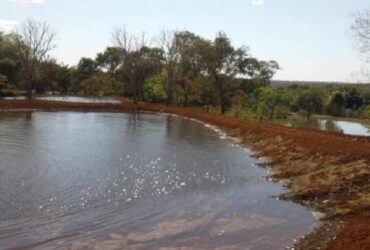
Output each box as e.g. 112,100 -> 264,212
1,99 -> 369,250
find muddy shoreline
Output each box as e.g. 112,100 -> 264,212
1,99 -> 369,250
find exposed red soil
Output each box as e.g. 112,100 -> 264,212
327,212 -> 370,250
1,99 -> 369,250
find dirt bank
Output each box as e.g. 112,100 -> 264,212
1,99 -> 369,249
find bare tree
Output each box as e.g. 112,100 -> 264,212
111,27 -> 150,55
13,19 -> 56,100
157,30 -> 179,105
111,27 -> 135,54
352,9 -> 370,59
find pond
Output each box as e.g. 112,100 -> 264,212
286,118 -> 370,137
0,112 -> 317,249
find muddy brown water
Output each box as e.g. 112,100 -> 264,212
0,112 -> 317,249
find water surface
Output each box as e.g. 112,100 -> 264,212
0,112 -> 316,249
286,118 -> 370,137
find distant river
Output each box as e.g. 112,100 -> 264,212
0,112 -> 316,249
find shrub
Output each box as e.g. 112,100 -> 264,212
143,75 -> 167,103
80,73 -> 120,96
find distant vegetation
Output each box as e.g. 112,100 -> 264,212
1,18 -> 370,121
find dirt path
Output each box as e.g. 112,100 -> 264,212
1,99 -> 369,249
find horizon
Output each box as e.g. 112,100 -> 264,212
0,0 -> 369,83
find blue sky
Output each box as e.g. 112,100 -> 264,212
0,0 -> 369,82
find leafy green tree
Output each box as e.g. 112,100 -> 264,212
75,58 -> 97,82
256,60 -> 280,86
56,65 -> 73,94
143,75 -> 167,103
0,33 -> 21,87
96,47 -> 123,76
297,86 -> 326,120
34,59 -> 60,93
112,28 -> 164,104
186,76 -> 216,110
71,58 -> 97,93
327,91 -> 346,116
121,47 -> 163,103
81,73 -> 120,96
256,87 -> 290,120
158,30 -> 179,105
363,105 -> 370,119
175,31 -> 208,106
201,32 -> 247,114
0,58 -> 18,85
345,88 -> 364,110
0,73 -> 7,95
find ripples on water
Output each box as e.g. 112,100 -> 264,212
0,112 -> 317,249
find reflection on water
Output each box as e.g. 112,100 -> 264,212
287,118 -> 370,137
2,95 -> 121,104
0,112 -> 316,249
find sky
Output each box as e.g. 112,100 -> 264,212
0,0 -> 369,82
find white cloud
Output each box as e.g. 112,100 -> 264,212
0,20 -> 17,34
2,0 -> 45,5
251,0 -> 264,6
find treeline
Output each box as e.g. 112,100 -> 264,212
0,21 -> 279,114
251,85 -> 370,120
1,20 -> 370,120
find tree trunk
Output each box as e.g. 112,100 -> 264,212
27,74 -> 33,100
213,72 -> 226,115
166,78 -> 173,105
219,85 -> 226,115
184,92 -> 188,107
166,65 -> 175,106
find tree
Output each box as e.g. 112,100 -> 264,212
0,73 -> 7,95
175,31 -> 208,106
297,86 -> 326,120
13,19 -> 56,100
112,27 -> 163,104
34,59 -> 60,93
81,73 -> 120,96
345,88 -> 364,110
56,65 -> 73,94
0,58 -> 18,85
327,91 -> 346,116
0,34 -> 20,85
352,9 -> 370,59
143,75 -> 167,103
256,60 -> 280,86
201,32 -> 248,114
96,47 -> 123,76
158,30 -> 179,105
191,76 -> 216,110
75,57 -> 97,82
256,87 -> 290,120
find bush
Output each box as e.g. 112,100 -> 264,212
274,106 -> 289,119
362,105 -> 370,119
80,73 -> 120,96
256,87 -> 291,120
143,76 -> 167,103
